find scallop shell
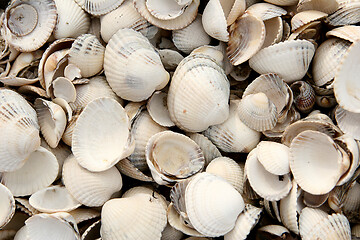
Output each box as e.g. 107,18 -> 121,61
186,133 -> 222,166
29,186 -> 81,213
227,13 -> 265,66
53,0 -> 90,39
299,207 -> 329,239
289,130 -> 347,195
249,39 -> 315,83
256,141 -> 290,175
326,25 -> 360,42
104,28 -> 169,102
74,0 -> 124,16
147,91 -> 175,127
291,10 -> 327,31
172,15 -> 211,54
279,181 -> 301,234
72,97 -> 134,172
335,106 -> 360,140
167,54 -> 230,132
68,34 -> 105,78
133,0 -> 200,30
1,146 -> 58,197
245,2 -> 287,21
62,154 -> 123,207
327,0 -> 360,26
334,40 -> 360,113
0,88 -> 40,172
185,172 -> 245,237
297,0 -> 339,14
100,194 -> 167,240
35,98 -> 67,148
0,184 -> 15,228
2,0 -> 57,52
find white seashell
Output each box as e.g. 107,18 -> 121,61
100,0 -> 158,43
186,133 -> 222,166
35,98 -> 67,148
203,100 -> 261,153
134,0 -> 200,30
264,0 -> 298,6
2,0 -> 57,52
81,219 -> 101,240
25,212 -> 80,240
302,191 -> 329,208
74,0 -> 124,16
116,158 -> 154,182
289,130 -> 347,195
52,77 -> 77,103
64,64 -> 82,81
291,10 -> 327,31
145,0 -> 192,20
167,54 -> 230,132
7,50 -> 43,77
61,108 -> 80,146
334,40 -> 360,113
335,106 -> 360,140
245,3 -> 287,21
53,0 -> 90,39
14,226 -> 28,240
202,0 -> 246,42
1,146 -> 58,197
245,148 -> 292,201
297,0 -> 338,14
190,45 -> 225,69
0,89 -> 40,172
100,194 -> 167,240
249,40 -> 315,83
161,222 -> 184,240
206,157 -> 244,193
104,28 -> 169,102
258,225 -> 291,238
326,25 -> 360,42
62,154 -> 123,207
158,49 -> 184,71
52,97 -> 73,122
185,172 -> 245,237
29,186 -> 81,213
299,207 -> 329,239
256,141 -> 290,175
227,13 -> 265,66
0,76 -> 39,87
327,1 -> 360,26
15,197 -> 40,216
122,186 -> 167,208
224,204 -> 263,240
72,97 -> 134,172
68,208 -> 100,224
0,184 -> 15,228
147,91 -> 175,127
172,15 -> 211,54
262,16 -> 283,48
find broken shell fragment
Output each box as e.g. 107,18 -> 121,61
0,183 -> 15,228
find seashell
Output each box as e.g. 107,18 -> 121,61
134,0 -> 200,30
186,133 -> 222,166
237,92 -> 278,131
185,172 -> 245,237
227,13 -> 265,66
334,40 -> 360,113
68,34 -> 104,78
74,0 -> 124,16
52,97 -> 73,122
15,197 -> 40,216
100,0 -> 158,43
312,38 -> 351,87
68,208 -> 100,224
257,225 -> 291,239
167,54 -> 230,132
0,184 -> 15,228
122,186 -> 167,208
289,130 -> 348,195
291,10 -> 327,32
100,194 -> 167,240
62,108 -> 81,146
158,49 -> 184,71
326,25 -> 360,42
72,97 -> 134,172
35,98 -> 67,148
0,76 -> 39,87
29,185 -> 81,213
161,222 -> 184,240
104,28 -> 169,102
190,45 -> 225,68
0,88 -> 40,172
64,64 -> 82,81
352,224 -> 360,239
290,80 -> 315,113
52,77 -> 77,103
1,146 -> 58,197
147,91 -> 175,127
53,0 -> 90,39
335,106 -> 360,140
256,141 -> 290,175
245,148 -> 292,201
81,219 -> 101,240
249,39 -> 316,83
263,0 -> 299,6
340,182 -> 360,221
262,16 -> 283,48
1,0 -> 57,52
224,204 -> 262,240
124,101 -> 146,123
170,179 -> 192,228
202,0 -> 246,42
297,0 -> 339,14
62,154 -> 123,207
299,207 -> 329,239
245,3 -> 287,21
145,0 -> 193,20
302,191 -> 329,208
146,131 -> 205,185
205,157 -> 244,193
116,158 -> 154,182
7,50 -> 43,77
172,15 -> 211,54
25,212 -> 80,240
327,0 -> 360,26
128,110 -> 167,171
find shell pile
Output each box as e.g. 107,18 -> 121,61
1,0 -> 360,239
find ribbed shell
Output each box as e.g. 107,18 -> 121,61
264,0 -> 299,6
0,183 -> 15,228
326,25 -> 360,42
187,133 -> 222,166
75,0 -> 124,16
327,0 -> 360,26
245,3 -> 287,21
335,106 -> 360,140
256,141 -> 290,175
279,181 -> 300,234
290,80 -> 315,113
291,10 -> 327,31
147,91 -> 175,127
262,16 -> 283,48
297,0 -> 338,14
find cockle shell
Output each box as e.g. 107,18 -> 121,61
72,97 -> 134,172
186,133 -> 222,166
335,106 -> 360,140
1,0 -> 57,52
326,25 -> 360,42
291,10 -> 328,31
262,16 -> 283,48
145,0 -> 192,20
256,141 -> 290,175
74,0 -> 124,16
147,91 -> 175,127
52,77 -> 77,103
158,49 -> 184,71
297,0 -> 338,14
0,88 -> 40,172
167,54 -> 230,132
104,28 -> 169,102
327,0 -> 360,26
245,3 -> 287,21
116,158 -> 154,182
81,219 -> 101,240
0,183 -> 15,228
264,0 -> 298,6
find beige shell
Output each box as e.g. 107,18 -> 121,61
52,77 -> 77,103
291,10 -> 328,32
145,0 -> 192,20
245,2 -> 287,21
116,158 -> 154,182
104,28 -> 169,102
0,89 -> 40,172
256,141 -> 290,175
327,1 -> 360,26
262,16 -> 283,48
264,0 -> 298,6
335,106 -> 360,140
62,109 -> 81,146
186,133 -> 222,166
68,208 -> 100,224
75,0 -> 124,16
68,34 -> 105,78
326,25 -> 360,42
297,0 -> 338,14
2,0 -> 57,52
249,40 -> 315,83
158,49 -> 184,71
147,91 -> 175,127
0,184 -> 15,228
62,154 -> 123,207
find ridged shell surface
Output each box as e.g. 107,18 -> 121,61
75,0 -> 124,16
0,183 -> 15,228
